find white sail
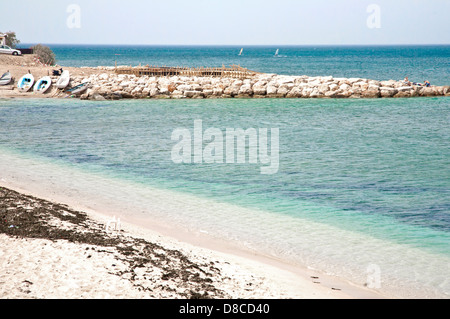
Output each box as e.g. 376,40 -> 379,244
275,49 -> 279,56
239,48 -> 243,56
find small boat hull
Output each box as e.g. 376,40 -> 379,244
56,70 -> 70,89
34,76 -> 52,93
17,73 -> 35,92
0,72 -> 12,86
67,81 -> 89,95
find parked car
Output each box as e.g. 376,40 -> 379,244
0,45 -> 22,56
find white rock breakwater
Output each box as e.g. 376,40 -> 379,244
71,72 -> 450,100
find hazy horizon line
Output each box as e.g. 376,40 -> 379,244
18,43 -> 450,47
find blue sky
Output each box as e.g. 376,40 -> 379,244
2,0 -> 449,45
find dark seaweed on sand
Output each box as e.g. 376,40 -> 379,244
0,186 -> 227,298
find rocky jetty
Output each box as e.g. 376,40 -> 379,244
72,72 -> 449,100
2,55 -> 448,100
9,71 -> 448,101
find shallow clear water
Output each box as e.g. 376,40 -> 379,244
0,96 -> 449,298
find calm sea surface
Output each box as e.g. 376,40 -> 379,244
2,45 -> 449,298
38,44 -> 450,85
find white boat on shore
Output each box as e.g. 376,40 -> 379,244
67,81 -> 89,95
0,72 -> 12,86
34,76 -> 52,93
56,70 -> 70,89
17,73 -> 34,92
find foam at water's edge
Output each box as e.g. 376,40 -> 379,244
1,148 -> 448,298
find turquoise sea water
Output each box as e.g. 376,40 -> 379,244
36,44 -> 450,85
2,45 -> 450,297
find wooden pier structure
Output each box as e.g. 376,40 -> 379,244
114,64 -> 259,79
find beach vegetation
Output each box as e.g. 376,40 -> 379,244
1,31 -> 20,48
32,44 -> 56,66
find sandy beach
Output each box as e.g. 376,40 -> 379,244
0,186 -> 386,299
0,151 -> 388,299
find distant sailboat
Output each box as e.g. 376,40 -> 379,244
274,49 -> 279,57
239,48 -> 243,56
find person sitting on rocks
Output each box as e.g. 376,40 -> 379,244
423,80 -> 431,87
403,77 -> 411,86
